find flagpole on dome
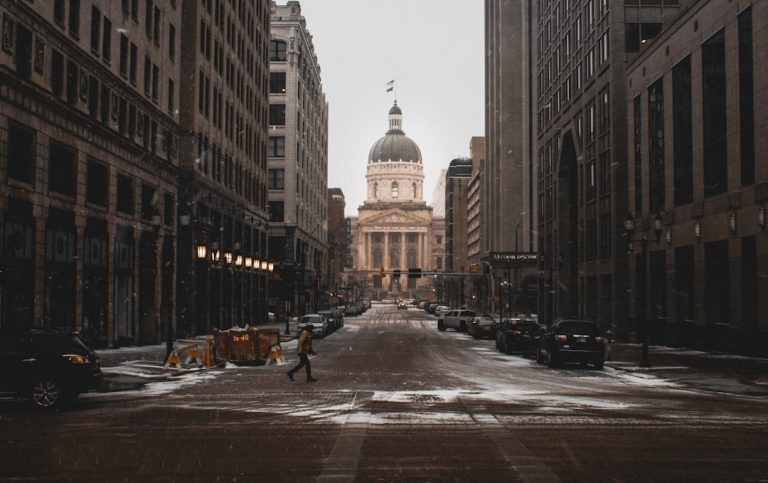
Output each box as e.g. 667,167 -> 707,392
385,79 -> 396,101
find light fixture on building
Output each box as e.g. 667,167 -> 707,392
729,213 -> 737,234
179,214 -> 191,226
212,250 -> 221,263
224,252 -> 233,264
665,228 -> 671,245
758,206 -> 765,229
268,262 -> 275,272
261,260 -> 268,271
694,220 -> 701,241
235,255 -> 243,266
253,258 -> 260,270
233,242 -> 241,251
196,244 -> 207,260
151,214 -> 162,227
245,257 -> 253,268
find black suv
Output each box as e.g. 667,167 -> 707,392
536,320 -> 605,369
496,318 -> 542,356
0,329 -> 103,408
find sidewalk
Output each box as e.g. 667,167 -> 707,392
606,342 -> 768,397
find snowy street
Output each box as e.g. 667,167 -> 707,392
2,304 -> 767,482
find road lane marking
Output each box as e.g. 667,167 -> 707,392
317,391 -> 372,482
458,398 -> 562,483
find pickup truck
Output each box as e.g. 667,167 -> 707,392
437,309 -> 475,333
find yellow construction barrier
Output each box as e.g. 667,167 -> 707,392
164,343 -> 203,370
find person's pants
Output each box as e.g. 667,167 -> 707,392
288,353 -> 312,379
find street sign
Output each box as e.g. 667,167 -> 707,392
489,252 -> 538,263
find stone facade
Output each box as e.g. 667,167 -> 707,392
267,1 -> 329,316
1,0 -> 180,347
347,103 -> 444,300
626,0 -> 768,354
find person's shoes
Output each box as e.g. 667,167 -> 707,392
307,377 -> 318,382
287,372 -> 294,381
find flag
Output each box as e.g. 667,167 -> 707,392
385,80 -> 395,86
386,86 -> 394,92
385,79 -> 395,92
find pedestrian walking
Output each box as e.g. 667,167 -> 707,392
287,324 -> 317,382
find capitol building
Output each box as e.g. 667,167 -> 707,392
346,102 -> 445,299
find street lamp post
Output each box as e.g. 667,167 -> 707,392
624,213 -> 663,368
514,223 -> 521,315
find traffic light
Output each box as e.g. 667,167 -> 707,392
380,267 -> 386,277
469,263 -> 478,273
408,268 -> 422,279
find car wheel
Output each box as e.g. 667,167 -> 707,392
31,379 -> 62,409
536,347 -> 544,364
438,321 -> 446,331
547,351 -> 558,368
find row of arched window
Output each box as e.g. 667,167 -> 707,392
373,181 -> 418,199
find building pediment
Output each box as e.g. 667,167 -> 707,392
360,208 -> 431,227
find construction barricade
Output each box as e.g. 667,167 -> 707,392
213,327 -> 282,365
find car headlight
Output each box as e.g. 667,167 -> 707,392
555,335 -> 567,342
62,354 -> 87,364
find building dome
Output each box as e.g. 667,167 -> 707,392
368,102 -> 422,164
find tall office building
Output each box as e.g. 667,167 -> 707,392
268,1 -> 329,316
626,0 -> 768,354
176,0 -> 272,336
327,188 -> 346,301
444,158 -> 473,308
1,0 -> 181,347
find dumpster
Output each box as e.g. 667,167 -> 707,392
213,327 -> 282,364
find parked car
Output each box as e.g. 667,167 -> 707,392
435,305 -> 451,317
0,329 -> 103,408
397,301 -> 408,310
426,303 -> 442,314
438,309 -> 475,332
318,310 -> 339,333
297,314 -> 328,338
537,319 -> 605,369
496,318 -> 542,356
360,299 -> 372,310
468,316 -> 497,339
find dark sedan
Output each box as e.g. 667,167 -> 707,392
496,318 -> 542,356
536,319 -> 605,369
0,329 -> 103,408
468,316 -> 497,340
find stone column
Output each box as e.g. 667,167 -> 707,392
384,232 -> 389,270
401,232 -> 406,270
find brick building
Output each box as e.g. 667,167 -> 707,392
1,0 -> 180,347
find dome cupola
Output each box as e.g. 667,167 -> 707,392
368,102 -> 422,164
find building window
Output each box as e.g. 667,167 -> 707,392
168,23 -> 176,61
269,104 -> 285,125
702,30 -> 727,197
270,72 -> 286,93
90,6 -> 101,53
704,240 -> 729,324
68,0 -> 80,37
51,49 -> 64,98
163,193 -> 173,226
674,245 -> 695,323
65,60 -> 78,105
739,7 -> 754,187
143,56 -> 151,96
648,78 -> 664,213
268,136 -> 285,157
117,174 -> 134,214
48,141 -> 77,197
673,56 -> 693,206
86,158 -> 108,207
102,17 -> 111,63
54,0 -> 66,25
373,182 -> 378,198
129,42 -> 137,84
268,201 -> 284,222
7,122 -> 35,185
167,78 -> 174,113
391,182 -> 399,198
13,23 -> 32,80
141,184 -> 156,220
270,39 -> 286,61
412,183 -> 417,198
119,33 -> 128,76
268,169 -> 285,190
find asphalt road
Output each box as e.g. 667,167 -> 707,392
2,304 -> 768,482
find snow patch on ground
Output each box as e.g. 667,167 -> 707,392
612,372 -> 680,388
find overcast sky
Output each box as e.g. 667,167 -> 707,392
294,1 -> 485,216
